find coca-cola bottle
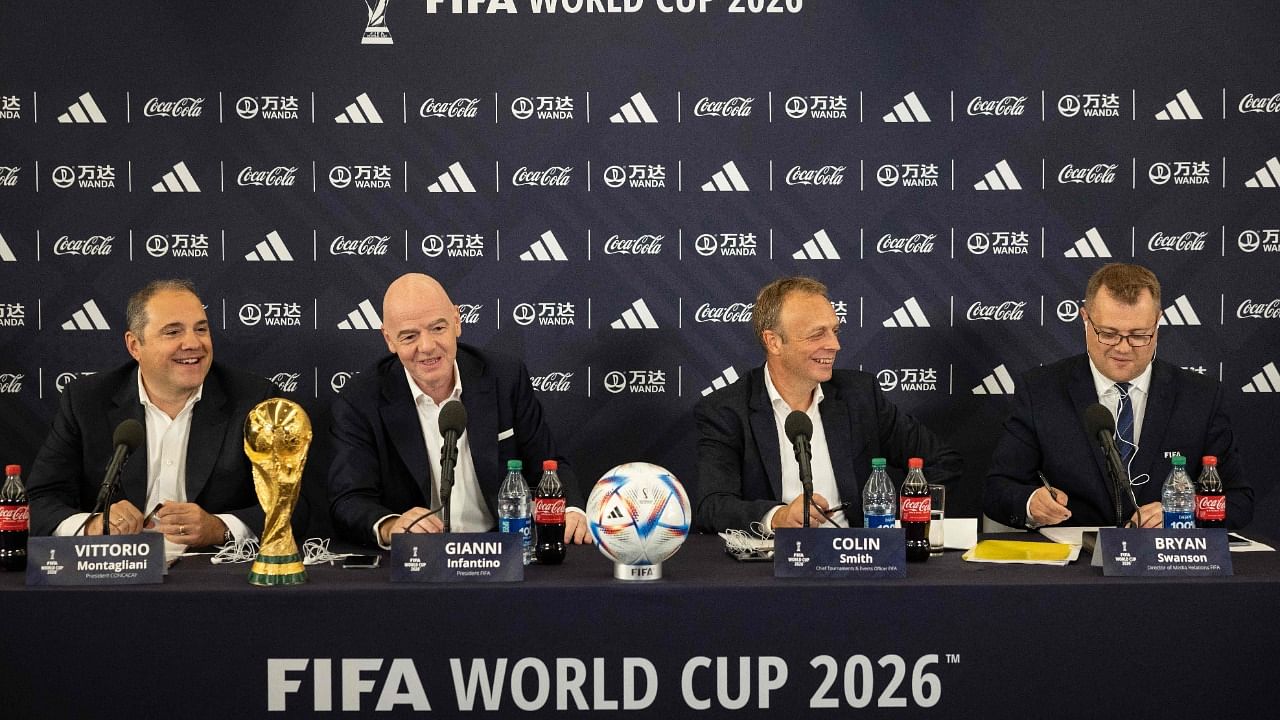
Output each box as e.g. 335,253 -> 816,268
1195,455 -> 1226,529
0,464 -> 29,571
534,460 -> 566,565
899,457 -> 930,563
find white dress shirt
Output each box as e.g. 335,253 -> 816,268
760,365 -> 846,532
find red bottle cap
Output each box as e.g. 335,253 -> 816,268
1201,456 -> 1217,467
543,460 -> 558,471
4,465 -> 19,475
908,457 -> 923,469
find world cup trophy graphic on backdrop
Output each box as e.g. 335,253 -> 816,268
244,398 -> 311,586
362,0 -> 393,45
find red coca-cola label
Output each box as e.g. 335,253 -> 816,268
900,496 -> 931,523
534,497 -> 565,524
1195,495 -> 1226,521
0,503 -> 29,530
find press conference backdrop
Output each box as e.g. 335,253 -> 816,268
1,1 -> 1278,536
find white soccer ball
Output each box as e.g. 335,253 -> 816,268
587,462 -> 691,567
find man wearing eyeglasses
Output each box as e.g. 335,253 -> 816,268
984,263 -> 1252,529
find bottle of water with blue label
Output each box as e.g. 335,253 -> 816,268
1161,455 -> 1195,529
863,457 -> 896,529
498,459 -> 533,564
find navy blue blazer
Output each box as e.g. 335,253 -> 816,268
26,361 -> 278,539
983,355 -> 1252,529
327,344 -> 581,547
693,366 -> 962,533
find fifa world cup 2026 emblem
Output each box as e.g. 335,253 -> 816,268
362,0 -> 393,44
244,398 -> 311,586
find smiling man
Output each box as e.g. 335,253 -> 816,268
328,272 -> 589,548
984,263 -> 1253,529
27,279 -> 277,549
694,276 -> 961,533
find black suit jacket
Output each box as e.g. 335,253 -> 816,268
693,366 -> 963,532
327,344 -> 581,547
26,361 -> 277,538
983,354 -> 1252,529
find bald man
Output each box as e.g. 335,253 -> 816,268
328,273 -> 590,548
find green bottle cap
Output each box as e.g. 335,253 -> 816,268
1171,455 -> 1186,467
871,458 -> 887,469
507,459 -> 522,471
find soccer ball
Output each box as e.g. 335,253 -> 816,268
587,462 -> 691,567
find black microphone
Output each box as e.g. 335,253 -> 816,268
437,401 -> 468,534
97,419 -> 145,536
1083,403 -> 1136,528
784,411 -> 815,528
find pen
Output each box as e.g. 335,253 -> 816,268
406,505 -> 444,532
142,503 -> 165,527
1037,471 -> 1060,502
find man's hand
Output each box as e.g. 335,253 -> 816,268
153,502 -> 228,546
87,500 -> 144,535
565,511 -> 592,544
1028,486 -> 1072,527
1130,501 -> 1164,528
378,507 -> 443,546
770,493 -> 832,530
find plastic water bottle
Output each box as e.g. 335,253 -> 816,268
1162,455 -> 1195,529
498,459 -> 533,564
862,457 -> 896,529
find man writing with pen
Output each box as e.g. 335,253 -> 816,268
693,276 -> 963,534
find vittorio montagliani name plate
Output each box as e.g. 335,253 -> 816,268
1095,528 -> 1232,577
26,534 -> 166,586
773,528 -> 907,579
390,532 -> 523,583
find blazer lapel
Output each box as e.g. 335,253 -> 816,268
379,369 -> 432,503
818,381 -> 860,505
185,372 -> 230,503
747,371 -> 784,502
1133,361 -> 1174,484
109,375 -> 148,508
459,355 -> 499,510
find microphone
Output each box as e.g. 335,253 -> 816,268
784,411 -> 815,528
1083,403 -> 1136,528
97,419 -> 145,536
437,401 -> 468,534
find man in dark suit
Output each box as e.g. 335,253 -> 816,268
328,272 -> 588,548
984,263 -> 1252,529
27,279 -> 276,547
694,276 -> 962,533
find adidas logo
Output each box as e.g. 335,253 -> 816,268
519,231 -> 568,261
609,92 -> 658,123
1159,294 -> 1201,326
883,297 -> 930,328
791,229 -> 840,260
1155,89 -> 1203,120
57,92 -> 107,124
61,299 -> 110,330
337,299 -> 382,330
245,231 -> 294,262
606,506 -> 625,520
611,299 -> 659,329
151,161 -> 200,192
972,364 -> 1016,395
1064,227 -> 1111,258
700,366 -> 740,397
0,233 -> 16,262
334,92 -> 383,123
1242,362 -> 1280,393
427,162 -> 477,193
1244,157 -> 1280,189
701,161 -> 750,192
882,92 -> 931,122
974,159 -> 1022,191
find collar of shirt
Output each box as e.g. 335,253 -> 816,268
403,362 -> 463,408
1087,356 -> 1153,442
763,364 -> 824,418
136,369 -> 203,416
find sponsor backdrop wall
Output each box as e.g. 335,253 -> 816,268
1,1 -> 1278,536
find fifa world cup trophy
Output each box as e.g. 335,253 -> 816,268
244,398 -> 311,586
362,0 -> 393,44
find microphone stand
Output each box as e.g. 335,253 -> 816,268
1097,431 -> 1130,529
439,435 -> 459,534
794,435 -> 814,529
94,450 -> 131,536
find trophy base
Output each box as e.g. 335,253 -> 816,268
361,30 -> 393,45
613,562 -> 662,581
249,552 -> 307,586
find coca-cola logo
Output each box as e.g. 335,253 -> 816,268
533,497 -> 565,523
966,301 -> 1026,321
1195,495 -> 1226,519
1239,92 -> 1280,113
512,166 -> 572,187
0,505 -> 30,525
694,302 -> 753,323
143,97 -> 204,118
0,166 -> 19,186
53,235 -> 114,256
418,97 -> 480,118
1148,231 -> 1207,252
1237,299 -> 1280,319
237,166 -> 297,187
0,373 -> 23,392
876,233 -> 935,254
967,95 -> 1027,116
269,372 -> 300,392
457,304 -> 482,324
693,97 -> 754,117
602,234 -> 663,255
785,165 -> 845,186
330,235 -> 389,256
531,372 -> 573,392
1058,163 -> 1118,184
900,496 -> 931,521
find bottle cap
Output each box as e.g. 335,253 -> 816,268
871,457 -> 887,469
4,465 -> 18,475
507,459 -> 523,471
543,460 -> 558,471
908,457 -> 923,469
1171,455 -> 1186,467
1201,455 -> 1217,467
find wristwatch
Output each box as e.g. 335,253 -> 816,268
222,527 -> 234,544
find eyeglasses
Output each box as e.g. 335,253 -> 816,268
1088,320 -> 1155,347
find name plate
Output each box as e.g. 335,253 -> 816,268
774,528 -> 906,579
26,534 -> 166,586
1097,528 -> 1232,577
390,532 -> 524,583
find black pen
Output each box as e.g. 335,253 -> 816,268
1036,471 -> 1060,502
142,503 -> 165,528
406,505 -> 444,532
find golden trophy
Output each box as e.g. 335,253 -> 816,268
244,398 -> 311,586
